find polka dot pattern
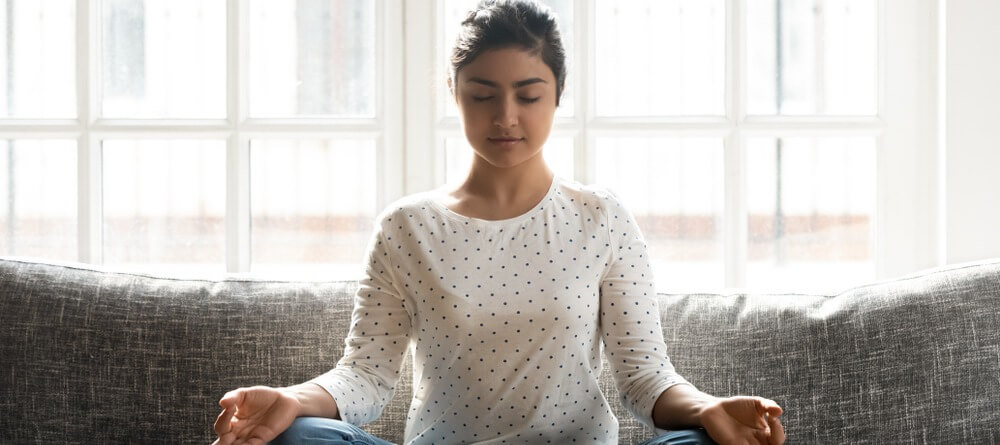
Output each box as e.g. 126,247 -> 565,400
309,176 -> 694,444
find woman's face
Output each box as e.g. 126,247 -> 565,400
452,47 -> 558,170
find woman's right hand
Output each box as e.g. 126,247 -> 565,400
212,385 -> 302,445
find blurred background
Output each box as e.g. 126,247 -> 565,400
1,0 -> 996,293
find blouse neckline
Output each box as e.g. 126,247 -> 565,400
426,175 -> 560,227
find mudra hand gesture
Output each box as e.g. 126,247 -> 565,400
699,396 -> 786,445
212,386 -> 301,445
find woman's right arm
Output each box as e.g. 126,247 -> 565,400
212,384 -> 340,445
214,216 -> 408,443
304,219 -> 414,426
283,382 -> 340,419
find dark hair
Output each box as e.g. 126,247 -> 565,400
449,0 -> 567,106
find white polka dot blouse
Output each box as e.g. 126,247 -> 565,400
309,175 -> 695,444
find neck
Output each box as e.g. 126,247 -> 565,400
461,156 -> 554,206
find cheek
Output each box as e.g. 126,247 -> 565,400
524,107 -> 555,133
458,105 -> 489,128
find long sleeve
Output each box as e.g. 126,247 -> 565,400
599,189 -> 696,431
308,219 -> 414,426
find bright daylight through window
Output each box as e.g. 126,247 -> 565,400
1,0 -> 880,292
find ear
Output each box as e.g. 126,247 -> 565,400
447,77 -> 456,101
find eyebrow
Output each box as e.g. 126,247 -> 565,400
465,77 -> 547,88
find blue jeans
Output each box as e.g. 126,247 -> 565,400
270,417 -> 395,445
636,428 -> 717,445
269,417 -> 715,445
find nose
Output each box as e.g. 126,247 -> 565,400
492,97 -> 518,129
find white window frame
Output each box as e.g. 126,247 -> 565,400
0,0 -> 405,275
403,0 -> 942,290
0,0 -> 941,286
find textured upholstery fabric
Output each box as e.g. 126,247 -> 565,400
1,257 -> 999,444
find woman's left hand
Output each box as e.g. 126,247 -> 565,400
697,396 -> 785,445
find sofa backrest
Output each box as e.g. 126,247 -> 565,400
2,257 -> 999,444
0,258 -> 642,443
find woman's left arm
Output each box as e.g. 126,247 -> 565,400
599,190 -> 786,444
650,382 -> 718,429
653,383 -> 787,445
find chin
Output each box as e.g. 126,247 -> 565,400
475,153 -> 530,169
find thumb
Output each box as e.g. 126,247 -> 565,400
756,397 -> 783,417
219,388 -> 245,409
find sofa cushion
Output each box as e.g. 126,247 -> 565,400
1,257 -> 999,444
0,259 -> 357,442
658,260 -> 1000,443
0,258 -> 638,444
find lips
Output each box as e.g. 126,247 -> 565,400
488,137 -> 523,148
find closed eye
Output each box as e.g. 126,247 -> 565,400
472,96 -> 541,103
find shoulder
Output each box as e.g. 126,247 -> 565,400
555,177 -> 628,215
371,190 -> 441,229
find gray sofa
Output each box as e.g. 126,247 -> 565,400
2,256 -> 999,444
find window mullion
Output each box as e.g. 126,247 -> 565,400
723,0 -> 747,288
226,135 -> 250,274
723,132 -> 746,289
380,0 -> 405,209
78,0 -> 101,264
406,1 -> 438,194
226,0 -> 249,274
582,0 -> 596,184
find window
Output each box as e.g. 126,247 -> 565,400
1,0 -> 936,290
0,0 -> 400,279
422,0 -> 935,293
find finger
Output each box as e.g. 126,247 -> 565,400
751,401 -> 770,430
755,398 -> 783,427
214,405 -> 236,436
235,433 -> 267,445
768,415 -> 786,445
214,431 -> 236,445
757,397 -> 783,416
241,424 -> 278,444
754,426 -> 772,443
768,405 -> 784,417
220,388 -> 246,408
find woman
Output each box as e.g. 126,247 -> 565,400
212,1 -> 785,444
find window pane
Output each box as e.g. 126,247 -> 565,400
443,0 -> 574,118
746,0 -> 877,115
101,0 -> 226,118
103,140 -> 226,271
444,137 -> 574,186
250,139 -> 375,276
0,140 -> 76,259
746,137 -> 875,292
596,137 -> 724,290
0,0 -> 76,118
596,0 -> 724,116
249,0 -> 375,118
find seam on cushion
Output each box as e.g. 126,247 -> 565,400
0,256 -> 360,285
3,248 -> 998,288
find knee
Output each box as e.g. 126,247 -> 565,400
269,417 -> 353,445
